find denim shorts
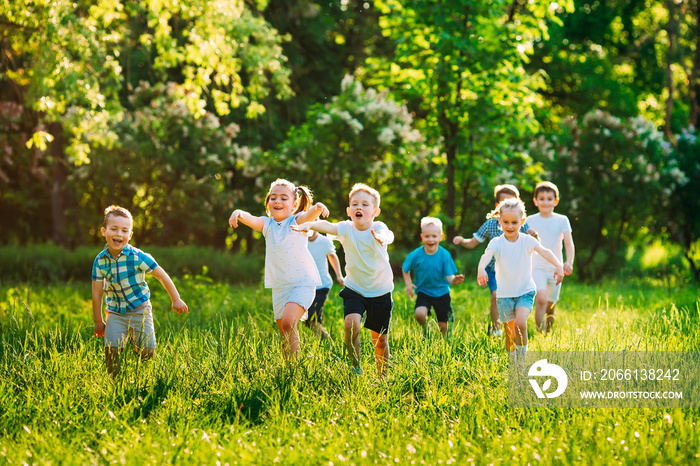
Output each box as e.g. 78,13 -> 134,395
497,290 -> 536,323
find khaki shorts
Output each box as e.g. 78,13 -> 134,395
104,301 -> 156,349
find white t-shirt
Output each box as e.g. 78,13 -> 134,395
335,220 -> 394,297
308,234 -> 336,290
262,213 -> 321,289
487,233 -> 540,298
526,213 -> 572,272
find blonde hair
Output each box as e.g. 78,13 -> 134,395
103,205 -> 133,227
264,179 -> 313,216
349,183 -> 381,208
420,216 -> 443,231
487,197 -> 526,220
494,184 -> 520,202
534,181 -> 560,201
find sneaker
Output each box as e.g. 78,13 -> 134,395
351,366 -> 362,376
488,328 -> 503,338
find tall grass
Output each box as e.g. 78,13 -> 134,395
1,278 -> 699,464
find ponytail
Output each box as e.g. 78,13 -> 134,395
294,185 -> 314,214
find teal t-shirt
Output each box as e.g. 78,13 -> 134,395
402,245 -> 458,297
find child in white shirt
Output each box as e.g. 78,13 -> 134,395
526,181 -> 575,333
293,183 -> 394,377
477,198 -> 563,362
229,179 -> 329,359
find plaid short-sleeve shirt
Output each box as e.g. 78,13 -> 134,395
91,244 -> 158,314
473,217 -> 531,272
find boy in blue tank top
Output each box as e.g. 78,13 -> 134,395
402,217 -> 464,336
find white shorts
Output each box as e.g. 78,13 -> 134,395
104,301 -> 156,349
532,268 -> 562,303
271,285 -> 315,321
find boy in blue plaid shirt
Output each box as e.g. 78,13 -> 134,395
453,185 -> 536,337
92,205 -> 188,377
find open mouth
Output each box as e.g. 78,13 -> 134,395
355,212 -> 363,218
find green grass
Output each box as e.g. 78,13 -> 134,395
1,278 -> 699,464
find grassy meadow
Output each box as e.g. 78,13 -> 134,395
1,276 -> 699,465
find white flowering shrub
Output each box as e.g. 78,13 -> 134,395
527,109 -> 690,280
67,81 -> 262,246
275,75 -> 439,245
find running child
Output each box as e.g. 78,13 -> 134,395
527,181 -> 575,333
306,230 -> 345,339
476,198 -> 563,362
228,179 -> 329,359
92,205 -> 188,378
453,184 -> 536,337
402,217 -> 464,337
293,183 -> 394,378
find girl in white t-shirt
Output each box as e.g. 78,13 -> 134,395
228,179 -> 329,359
477,198 -> 564,362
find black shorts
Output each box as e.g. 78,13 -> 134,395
305,288 -> 330,326
339,287 -> 393,335
415,292 -> 453,323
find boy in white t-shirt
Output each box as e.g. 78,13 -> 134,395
293,183 -> 394,377
527,181 -> 575,334
477,198 -> 563,362
306,230 -> 345,339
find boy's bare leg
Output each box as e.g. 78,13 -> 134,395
513,307 -> 529,347
545,302 -> 557,332
344,314 -> 362,368
437,321 -> 448,337
370,331 -> 389,378
276,302 -> 306,359
414,306 -> 428,333
534,290 -> 548,332
105,347 -> 121,378
490,291 -> 501,331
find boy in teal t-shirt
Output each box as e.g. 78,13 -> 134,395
402,217 -> 464,336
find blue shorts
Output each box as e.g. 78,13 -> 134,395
497,291 -> 536,323
486,268 -> 497,292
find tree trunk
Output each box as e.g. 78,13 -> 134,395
663,0 -> 678,140
691,1 -> 700,127
48,121 -> 68,247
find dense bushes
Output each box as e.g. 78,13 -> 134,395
0,245 -> 264,284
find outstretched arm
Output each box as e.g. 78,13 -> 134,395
453,236 -> 480,249
229,209 -> 265,232
292,220 -> 339,236
534,244 -> 564,285
296,202 -> 330,224
371,227 -> 394,246
91,280 -> 105,337
150,266 -> 189,313
476,249 -> 495,287
563,231 -> 575,276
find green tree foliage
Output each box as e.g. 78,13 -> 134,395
361,0 -> 570,240
275,75 -> 438,246
0,0 -> 292,245
67,81 -> 262,247
527,109 -> 689,280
